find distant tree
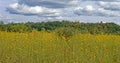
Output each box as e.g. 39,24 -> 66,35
0,21 -> 4,25
0,20 -> 120,35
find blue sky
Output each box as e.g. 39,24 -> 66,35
0,0 -> 120,24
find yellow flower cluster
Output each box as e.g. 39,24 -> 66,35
0,31 -> 120,63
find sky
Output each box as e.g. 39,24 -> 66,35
0,0 -> 120,24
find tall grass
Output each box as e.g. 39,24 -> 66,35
0,31 -> 120,63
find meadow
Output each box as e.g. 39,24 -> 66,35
0,31 -> 120,63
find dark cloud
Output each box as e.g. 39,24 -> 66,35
97,1 -> 120,11
84,0 -> 120,2
18,0 -> 80,8
74,5 -> 120,17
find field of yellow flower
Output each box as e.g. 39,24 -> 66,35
0,31 -> 120,63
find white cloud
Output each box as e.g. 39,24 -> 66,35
7,0 -> 120,18
74,5 -> 120,17
7,3 -> 62,17
84,5 -> 95,11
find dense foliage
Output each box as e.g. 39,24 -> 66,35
0,21 -> 120,35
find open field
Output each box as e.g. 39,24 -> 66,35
0,31 -> 120,63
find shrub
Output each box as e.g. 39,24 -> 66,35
55,27 -> 79,41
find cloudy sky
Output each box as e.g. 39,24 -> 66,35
0,0 -> 120,24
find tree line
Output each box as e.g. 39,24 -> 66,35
0,20 -> 120,35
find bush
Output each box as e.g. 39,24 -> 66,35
55,27 -> 79,41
